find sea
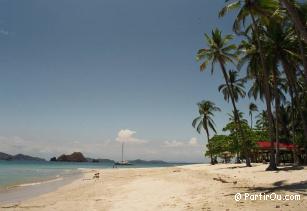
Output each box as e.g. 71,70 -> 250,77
0,160 -> 187,203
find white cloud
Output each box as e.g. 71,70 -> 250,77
164,140 -> 185,147
163,137 -> 199,148
116,129 -> 147,144
188,137 -> 198,146
0,135 -> 205,162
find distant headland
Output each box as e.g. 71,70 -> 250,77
0,151 -> 171,164
0,152 -> 46,161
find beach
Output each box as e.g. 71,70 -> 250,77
0,163 -> 306,211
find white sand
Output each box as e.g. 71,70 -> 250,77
1,164 -> 306,210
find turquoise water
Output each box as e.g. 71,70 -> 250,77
0,161 -> 87,189
0,161 -> 182,190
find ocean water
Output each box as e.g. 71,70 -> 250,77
0,161 -> 182,190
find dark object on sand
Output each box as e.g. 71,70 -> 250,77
213,177 -> 229,183
93,173 -> 100,179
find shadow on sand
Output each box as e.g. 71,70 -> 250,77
234,180 -> 307,196
275,165 -> 304,171
218,164 -> 304,171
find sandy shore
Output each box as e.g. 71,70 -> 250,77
1,163 -> 306,210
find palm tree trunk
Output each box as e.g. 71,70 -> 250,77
297,31 -> 307,152
234,132 -> 241,164
280,0 -> 307,45
297,30 -> 307,87
249,12 -> 276,170
250,113 -> 253,129
289,89 -> 299,164
205,128 -> 214,165
273,68 -> 280,165
219,62 -> 251,167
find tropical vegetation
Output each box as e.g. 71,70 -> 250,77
193,0 -> 307,170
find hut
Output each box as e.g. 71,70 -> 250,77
252,141 -> 296,164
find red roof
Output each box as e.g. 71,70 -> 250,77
257,141 -> 295,150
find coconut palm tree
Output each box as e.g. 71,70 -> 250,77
249,103 -> 258,129
196,29 -> 252,166
238,36 -> 266,102
237,29 -> 277,169
219,0 -> 280,170
218,70 -> 246,103
218,70 -> 249,163
262,18 -> 307,160
295,2 -> 307,86
226,110 -> 249,163
256,110 -> 269,131
219,0 -> 280,34
280,0 -> 307,44
192,100 -> 221,165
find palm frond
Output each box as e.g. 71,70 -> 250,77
219,1 -> 241,18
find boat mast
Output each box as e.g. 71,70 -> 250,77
121,142 -> 124,162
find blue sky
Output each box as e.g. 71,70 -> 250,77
0,0 -> 264,162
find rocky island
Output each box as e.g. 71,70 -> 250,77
50,152 -> 87,162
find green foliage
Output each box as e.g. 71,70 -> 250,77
196,0 -> 307,164
205,135 -> 233,157
203,111 -> 270,160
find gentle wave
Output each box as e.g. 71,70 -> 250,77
6,176 -> 63,190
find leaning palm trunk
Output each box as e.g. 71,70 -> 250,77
205,128 -> 214,165
289,90 -> 299,164
273,68 -> 280,165
280,0 -> 307,45
275,95 -> 281,165
250,12 -> 277,170
298,31 -> 307,87
219,63 -> 251,167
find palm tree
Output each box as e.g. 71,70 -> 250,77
237,28 -> 277,169
218,70 -> 247,163
280,0 -> 307,44
262,18 -> 307,160
295,2 -> 307,86
249,103 -> 258,129
256,110 -> 269,131
218,70 -> 246,103
192,100 -> 221,165
238,37 -> 266,102
226,110 -> 249,163
220,0 -> 279,170
219,0 -> 280,34
228,110 -> 246,122
196,29 -> 252,167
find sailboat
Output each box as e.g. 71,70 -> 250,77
114,142 -> 132,165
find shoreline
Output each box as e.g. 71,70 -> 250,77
0,171 -> 83,204
0,162 -> 192,204
5,176 -> 64,191
1,163 -> 306,210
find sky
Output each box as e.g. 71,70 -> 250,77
0,0 -> 264,163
